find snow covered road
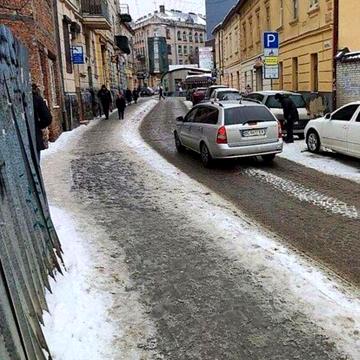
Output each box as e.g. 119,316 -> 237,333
41,98 -> 360,359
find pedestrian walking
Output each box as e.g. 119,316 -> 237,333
116,92 -> 126,120
245,84 -> 252,96
32,84 -> 52,161
159,86 -> 165,100
132,88 -> 139,104
125,88 -> 133,105
274,93 -> 299,143
98,85 -> 112,119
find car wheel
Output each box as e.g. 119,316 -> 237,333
174,132 -> 185,153
306,130 -> 321,153
262,154 -> 276,163
200,143 -> 213,167
298,134 -> 305,140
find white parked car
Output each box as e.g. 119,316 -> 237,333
305,102 -> 360,159
209,88 -> 242,103
174,101 -> 283,167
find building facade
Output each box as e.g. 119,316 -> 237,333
213,0 -> 360,111
0,0 -> 64,139
133,5 -> 206,87
205,0 -> 238,40
56,0 -> 134,128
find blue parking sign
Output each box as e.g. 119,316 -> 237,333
71,46 -> 84,64
263,32 -> 279,49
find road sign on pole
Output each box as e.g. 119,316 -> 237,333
263,32 -> 279,80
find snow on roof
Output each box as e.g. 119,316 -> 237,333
135,9 -> 206,27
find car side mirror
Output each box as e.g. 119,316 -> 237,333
325,113 -> 331,120
176,116 -> 184,122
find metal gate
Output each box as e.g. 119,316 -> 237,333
0,25 -> 62,360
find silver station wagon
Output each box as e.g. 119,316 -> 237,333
174,101 -> 283,167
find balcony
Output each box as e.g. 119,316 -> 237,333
81,0 -> 111,30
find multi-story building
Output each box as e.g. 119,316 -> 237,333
133,5 -> 206,87
213,0 -> 360,111
0,0 -> 64,139
56,0 -> 134,127
205,0 -> 238,40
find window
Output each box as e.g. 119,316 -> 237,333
179,59 -> 183,65
292,0 -> 299,20
62,20 -> 72,74
225,106 -> 274,125
256,10 -> 260,41
178,45 -> 182,54
332,105 -> 359,121
183,45 -> 187,55
266,5 -> 271,30
185,108 -> 198,122
166,28 -> 171,39
199,33 -> 204,43
242,23 -> 247,49
189,31 -> 193,42
48,58 -> 58,106
292,57 -> 298,91
279,0 -> 284,27
265,94 -> 306,109
248,17 -> 253,47
194,107 -> 219,124
183,31 -> 187,41
217,91 -> 241,101
177,31 -> 181,40
310,0 -> 319,8
167,44 -> 172,55
189,45 -> 193,54
311,53 -> 318,91
194,32 -> 199,42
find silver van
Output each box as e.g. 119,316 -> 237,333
174,101 -> 283,167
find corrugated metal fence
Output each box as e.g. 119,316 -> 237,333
0,25 -> 62,359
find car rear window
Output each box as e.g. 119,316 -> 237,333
225,106 -> 275,125
217,92 -> 241,101
265,95 -> 306,109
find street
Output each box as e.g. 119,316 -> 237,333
42,98 -> 360,360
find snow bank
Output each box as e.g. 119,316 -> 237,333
42,206 -> 114,360
279,141 -> 360,184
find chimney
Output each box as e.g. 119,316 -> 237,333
160,5 -> 165,13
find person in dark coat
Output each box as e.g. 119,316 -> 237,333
32,84 -> 52,161
125,88 -> 133,105
132,89 -> 139,104
274,93 -> 299,143
98,85 -> 112,119
116,92 -> 126,120
159,86 -> 165,100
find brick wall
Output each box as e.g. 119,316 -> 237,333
337,60 -> 360,108
0,0 -> 63,141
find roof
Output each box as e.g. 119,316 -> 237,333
214,88 -> 239,93
198,100 -> 264,109
250,90 -> 302,96
135,9 -> 206,27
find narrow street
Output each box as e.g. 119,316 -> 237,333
141,98 -> 360,287
42,98 -> 359,359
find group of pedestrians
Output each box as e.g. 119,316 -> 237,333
97,85 -> 140,121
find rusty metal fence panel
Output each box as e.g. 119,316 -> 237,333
0,25 -> 63,360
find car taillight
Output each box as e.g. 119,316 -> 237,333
217,126 -> 227,144
277,121 -> 282,139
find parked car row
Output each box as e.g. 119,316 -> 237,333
176,85 -> 360,166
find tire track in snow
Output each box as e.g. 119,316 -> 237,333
244,168 -> 359,220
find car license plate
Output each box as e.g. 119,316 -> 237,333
242,129 -> 266,137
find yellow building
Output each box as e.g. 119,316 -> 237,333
213,0 -> 360,110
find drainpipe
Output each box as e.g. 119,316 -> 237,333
53,0 -> 69,130
332,0 -> 339,110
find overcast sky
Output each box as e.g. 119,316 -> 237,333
124,0 -> 206,21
